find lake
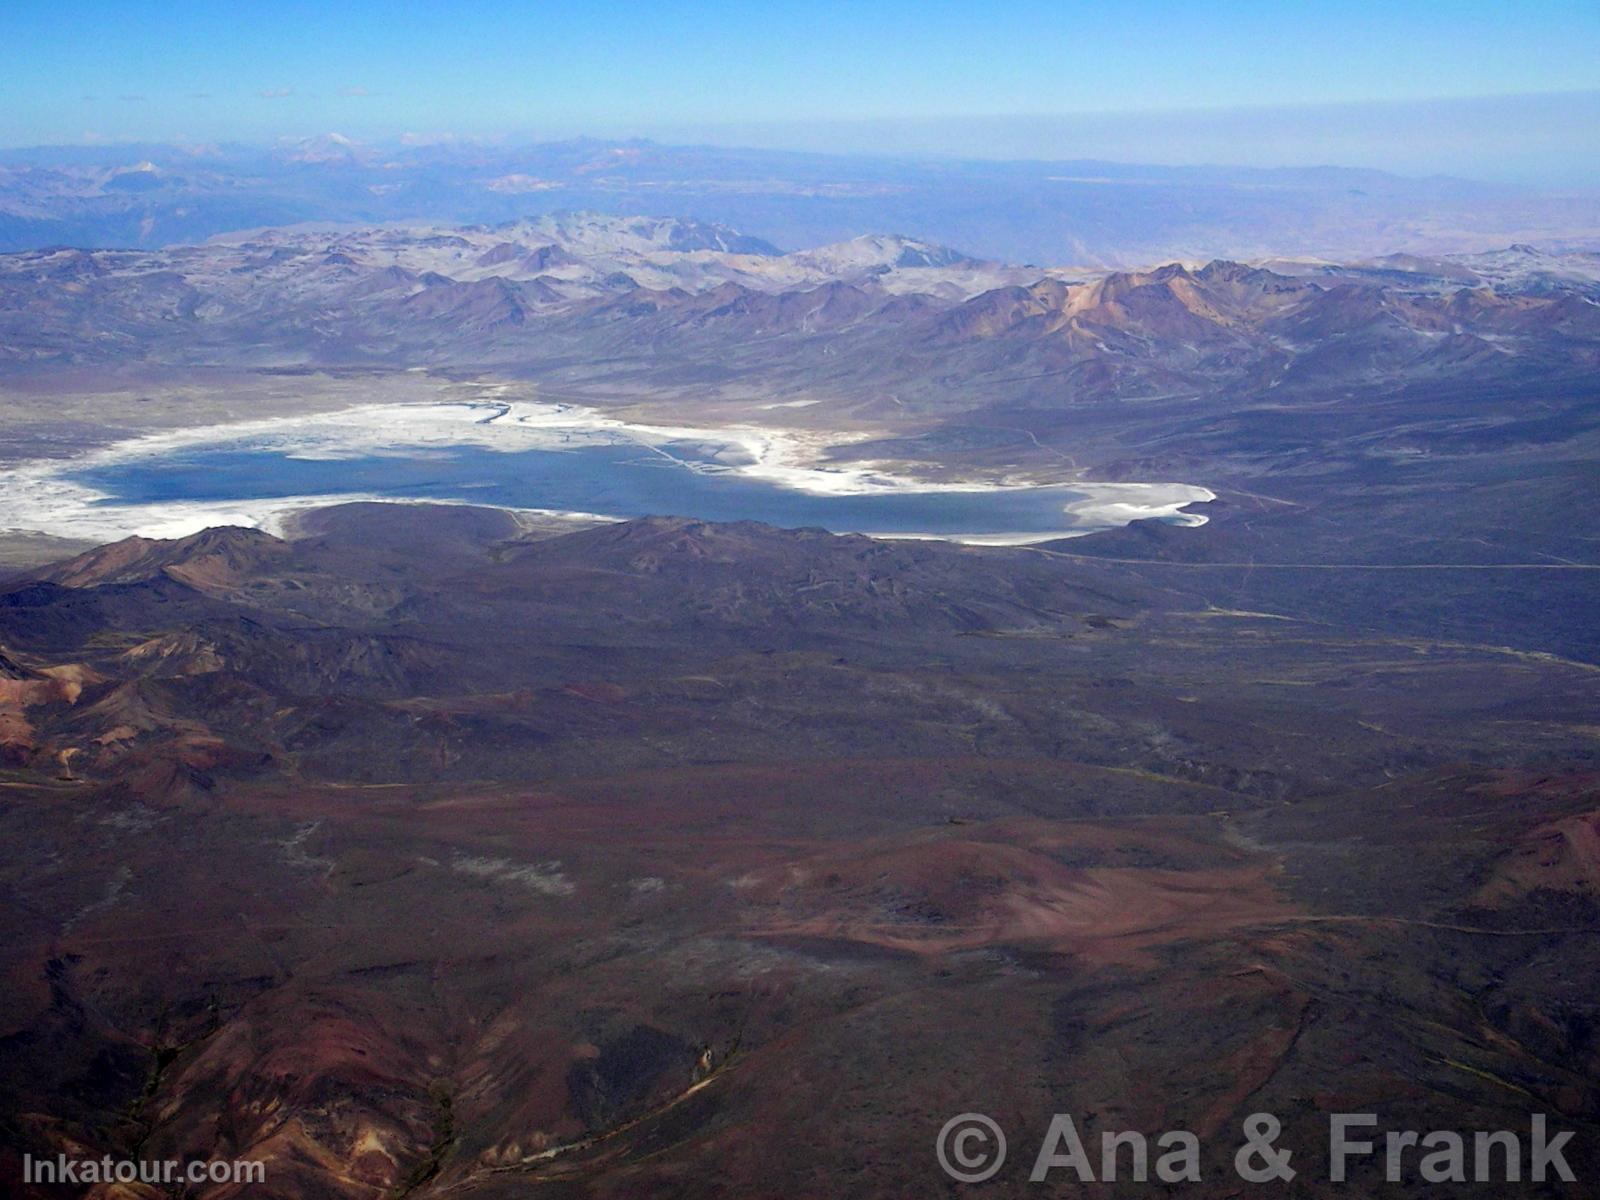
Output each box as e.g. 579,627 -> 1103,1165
71,441 -> 1132,540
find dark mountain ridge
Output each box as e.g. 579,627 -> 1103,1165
1,503 -> 1597,1197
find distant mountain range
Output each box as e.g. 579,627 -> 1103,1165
5,215 -> 1596,414
3,136 -> 1599,264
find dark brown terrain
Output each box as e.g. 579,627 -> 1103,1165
1,499 -> 1597,1197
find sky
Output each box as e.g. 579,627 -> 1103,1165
3,1 -> 1599,181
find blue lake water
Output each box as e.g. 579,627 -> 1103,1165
73,443 -> 1138,538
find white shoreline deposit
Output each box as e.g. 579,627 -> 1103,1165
0,397 -> 1214,546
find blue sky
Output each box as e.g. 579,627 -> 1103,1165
3,1 -> 1598,179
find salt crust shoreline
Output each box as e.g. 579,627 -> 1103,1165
0,396 -> 1213,546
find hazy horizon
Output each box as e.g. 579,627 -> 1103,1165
5,1 -> 1599,186
7,92 -> 1600,195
